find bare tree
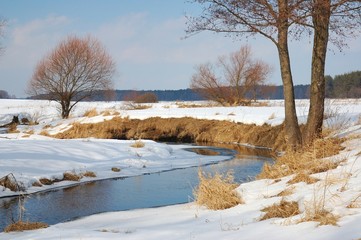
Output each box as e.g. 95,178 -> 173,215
27,35 -> 116,118
191,46 -> 271,106
187,0 -> 305,147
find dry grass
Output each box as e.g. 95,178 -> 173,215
83,108 -> 98,117
258,137 -> 344,180
302,208 -> 339,226
260,200 -> 300,221
175,102 -> 219,108
0,174 -> 25,192
54,117 -> 286,151
111,167 -> 121,172
24,129 -> 35,135
130,140 -> 145,148
63,172 -> 82,181
194,170 -> 243,210
275,186 -> 295,197
347,194 -> 361,208
82,171 -> 96,178
287,172 -> 319,184
4,221 -> 48,232
7,123 -> 19,133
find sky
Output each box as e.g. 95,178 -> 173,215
0,0 -> 360,98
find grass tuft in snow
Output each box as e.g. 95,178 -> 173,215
130,139 -> 145,148
111,167 -> 121,172
63,171 -> 82,181
287,172 -> 319,185
82,171 -> 97,178
194,170 -> 243,210
83,108 -> 99,117
260,199 -> 300,221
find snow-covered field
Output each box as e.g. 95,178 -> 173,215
1,99 -> 361,239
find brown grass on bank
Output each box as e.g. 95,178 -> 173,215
54,117 -> 286,151
83,108 -> 98,117
257,138 -> 344,180
260,199 -> 300,221
4,221 -> 48,233
194,170 -> 243,210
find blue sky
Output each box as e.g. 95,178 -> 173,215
0,1 -> 360,98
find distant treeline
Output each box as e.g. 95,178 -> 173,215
15,70 -> 361,101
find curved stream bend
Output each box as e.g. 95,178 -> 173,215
0,145 -> 272,232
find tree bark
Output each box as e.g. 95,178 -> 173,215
277,0 -> 302,148
304,0 -> 330,144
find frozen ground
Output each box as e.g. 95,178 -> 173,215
1,99 -> 361,239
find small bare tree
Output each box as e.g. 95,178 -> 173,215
191,46 -> 271,106
27,35 -> 116,118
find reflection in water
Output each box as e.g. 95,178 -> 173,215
0,145 -> 272,232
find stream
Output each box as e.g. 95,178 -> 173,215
0,144 -> 272,231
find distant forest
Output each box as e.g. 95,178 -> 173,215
89,71 -> 361,101
4,71 -> 361,101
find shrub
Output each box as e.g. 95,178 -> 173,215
194,170 -> 243,210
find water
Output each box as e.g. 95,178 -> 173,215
0,145 -> 272,231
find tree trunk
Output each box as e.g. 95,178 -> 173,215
61,100 -> 71,119
277,0 -> 302,148
304,0 -> 330,144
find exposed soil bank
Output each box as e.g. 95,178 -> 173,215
54,117 -> 286,151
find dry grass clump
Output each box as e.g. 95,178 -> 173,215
82,171 -> 97,178
258,137 -> 344,180
63,172 -> 82,181
302,208 -> 339,226
287,172 -> 319,185
0,173 -> 25,192
347,194 -> 361,208
111,167 -> 121,172
194,170 -> 243,210
4,221 -> 48,233
275,186 -> 295,197
130,140 -> 145,148
260,199 -> 300,221
7,123 -> 20,133
83,108 -> 98,117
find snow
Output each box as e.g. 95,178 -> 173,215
1,99 -> 361,239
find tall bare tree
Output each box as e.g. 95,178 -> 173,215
187,0 -> 305,147
27,35 -> 116,118
191,46 -> 271,106
302,1 -> 361,143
